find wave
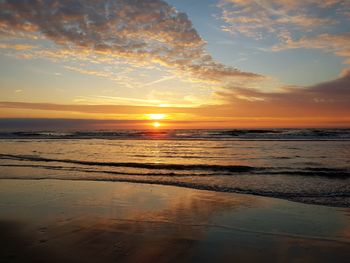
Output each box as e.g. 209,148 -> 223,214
0,154 -> 255,172
1,154 -> 350,178
1,151 -> 350,207
0,128 -> 349,140
0,163 -> 226,177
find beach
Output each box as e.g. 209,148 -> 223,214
1,0 -> 350,261
1,179 -> 349,263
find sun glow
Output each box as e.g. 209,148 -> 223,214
152,122 -> 161,128
148,114 -> 166,120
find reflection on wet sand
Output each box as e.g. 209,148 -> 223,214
0,179 -> 349,263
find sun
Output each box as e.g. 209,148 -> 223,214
146,114 -> 166,128
152,122 -> 161,128
148,114 -> 166,120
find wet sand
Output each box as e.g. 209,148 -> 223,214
0,179 -> 349,262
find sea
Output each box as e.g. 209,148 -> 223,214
0,128 -> 349,207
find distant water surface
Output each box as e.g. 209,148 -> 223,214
0,129 -> 349,207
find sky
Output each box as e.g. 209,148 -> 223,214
0,0 -> 349,129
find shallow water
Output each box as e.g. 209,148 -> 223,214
0,129 -> 349,207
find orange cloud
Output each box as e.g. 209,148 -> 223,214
0,43 -> 35,50
0,70 -> 349,126
214,69 -> 350,118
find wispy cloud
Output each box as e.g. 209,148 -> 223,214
218,0 -> 350,69
1,69 -> 349,120
73,95 -> 163,106
218,0 -> 348,40
272,33 -> 350,64
0,101 -> 195,115
0,0 -> 262,84
0,43 -> 35,50
141,75 -> 176,88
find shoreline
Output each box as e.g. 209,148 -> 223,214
0,177 -> 349,208
1,179 -> 350,262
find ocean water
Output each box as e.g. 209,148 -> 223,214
0,129 -> 349,207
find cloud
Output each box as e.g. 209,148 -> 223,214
272,33 -> 350,64
218,0 -> 348,39
214,69 -> 350,118
1,70 -> 349,120
0,43 -> 35,50
0,101 -> 195,115
0,0 -> 262,83
63,65 -> 144,89
218,0 -> 350,66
